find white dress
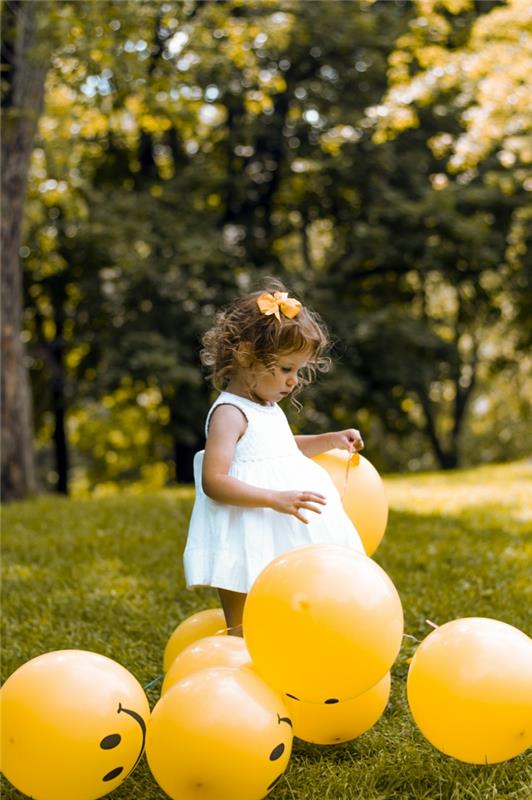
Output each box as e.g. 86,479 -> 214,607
183,392 -> 365,593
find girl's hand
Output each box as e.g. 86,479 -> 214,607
269,490 -> 327,524
332,428 -> 364,453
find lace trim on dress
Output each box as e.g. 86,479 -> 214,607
220,392 -> 279,413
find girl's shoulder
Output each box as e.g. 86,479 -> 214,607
206,399 -> 247,434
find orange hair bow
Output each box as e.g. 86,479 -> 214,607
256,291 -> 302,321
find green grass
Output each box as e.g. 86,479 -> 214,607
2,461 -> 531,799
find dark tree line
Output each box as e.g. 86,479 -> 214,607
2,0 -> 529,498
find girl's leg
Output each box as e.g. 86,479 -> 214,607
218,588 -> 247,637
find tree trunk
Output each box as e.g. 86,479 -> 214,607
1,2 -> 48,500
50,339 -> 69,494
174,439 -> 197,484
415,384 -> 459,470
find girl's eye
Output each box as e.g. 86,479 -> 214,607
281,367 -> 292,374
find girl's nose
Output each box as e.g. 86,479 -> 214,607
287,373 -> 298,386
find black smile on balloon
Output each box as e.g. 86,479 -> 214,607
267,773 -> 283,791
99,702 -> 146,783
277,713 -> 293,728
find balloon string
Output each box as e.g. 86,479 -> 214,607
283,774 -> 296,799
341,450 -> 361,500
341,452 -> 352,500
425,619 -> 439,629
226,626 -> 243,637
215,624 -> 244,636
143,673 -> 164,691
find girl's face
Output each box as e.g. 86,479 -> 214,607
250,350 -> 310,405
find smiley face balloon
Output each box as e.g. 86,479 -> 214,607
0,650 -> 150,800
146,666 -> 293,800
407,617 -> 532,764
244,544 -> 403,703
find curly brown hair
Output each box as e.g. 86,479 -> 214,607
201,279 -> 331,403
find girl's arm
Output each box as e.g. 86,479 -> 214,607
295,428 -> 364,458
202,405 -> 326,523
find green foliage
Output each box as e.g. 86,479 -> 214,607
14,0 -> 531,487
2,461 -> 531,798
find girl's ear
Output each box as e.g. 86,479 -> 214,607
234,341 -> 254,369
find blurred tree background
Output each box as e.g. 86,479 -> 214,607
2,0 -> 530,499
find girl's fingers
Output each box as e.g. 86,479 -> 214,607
292,491 -> 327,520
302,492 -> 326,504
300,503 -> 322,514
345,430 -> 363,451
296,502 -> 322,516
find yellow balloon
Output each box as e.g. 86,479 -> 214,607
163,608 -> 227,672
162,635 -> 252,695
312,450 -> 388,556
243,544 -> 403,702
0,650 -> 150,800
146,666 -> 293,800
285,672 -> 391,745
407,617 -> 532,764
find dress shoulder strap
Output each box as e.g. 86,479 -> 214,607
205,393 -> 250,437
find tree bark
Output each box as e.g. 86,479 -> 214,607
414,386 -> 458,470
50,339 -> 69,495
174,439 -> 198,484
1,1 -> 48,500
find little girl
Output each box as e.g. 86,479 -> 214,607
183,281 -> 365,634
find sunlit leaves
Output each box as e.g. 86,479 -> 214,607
66,379 -> 173,494
373,0 -> 532,176
16,0 -> 530,486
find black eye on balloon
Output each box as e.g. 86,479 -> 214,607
100,732 -> 124,783
269,743 -> 285,761
324,698 -> 339,704
100,733 -> 121,749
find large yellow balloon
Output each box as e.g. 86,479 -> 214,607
163,608 -> 226,672
407,617 -> 532,764
312,450 -> 388,555
285,672 -> 391,745
162,635 -> 252,695
146,666 -> 293,800
243,544 -> 403,702
0,650 -> 150,800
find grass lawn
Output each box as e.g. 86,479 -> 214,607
1,460 -> 531,799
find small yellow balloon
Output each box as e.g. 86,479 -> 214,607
146,666 -> 293,800
313,450 -> 388,556
243,544 -> 403,702
407,617 -> 532,764
285,672 -> 391,745
162,635 -> 252,695
163,608 -> 227,672
0,650 -> 150,800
